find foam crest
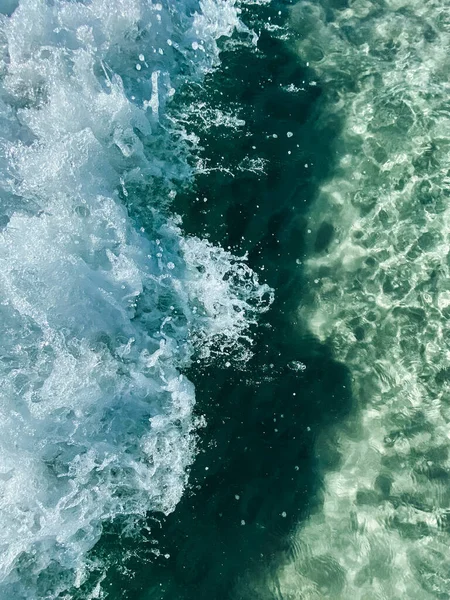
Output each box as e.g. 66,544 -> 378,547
0,1 -> 271,597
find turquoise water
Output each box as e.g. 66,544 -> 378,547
88,3 -> 355,598
0,0 -> 342,597
275,0 -> 450,598
3,0 -> 450,598
0,1 -> 274,597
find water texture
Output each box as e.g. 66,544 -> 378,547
89,3 -> 355,598
0,1 -> 272,597
6,0 -> 448,597
272,0 -> 450,598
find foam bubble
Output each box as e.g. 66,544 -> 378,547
0,0 -> 271,597
268,0 -> 450,598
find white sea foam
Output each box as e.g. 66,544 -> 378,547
0,1 -> 271,597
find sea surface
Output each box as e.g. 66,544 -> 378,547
1,0 -> 450,599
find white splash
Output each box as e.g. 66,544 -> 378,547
0,0 -> 271,598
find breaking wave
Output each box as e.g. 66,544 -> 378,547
0,0 -> 271,597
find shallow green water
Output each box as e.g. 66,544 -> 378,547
5,0 -> 450,597
275,0 -> 450,598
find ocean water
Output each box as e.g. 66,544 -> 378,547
0,0 -> 355,597
271,0 -> 450,598
90,2 -> 353,598
4,0 -> 449,598
0,1 -> 275,597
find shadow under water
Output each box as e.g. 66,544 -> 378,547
92,3 -> 353,599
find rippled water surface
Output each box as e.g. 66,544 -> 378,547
4,0 -> 450,598
274,0 -> 450,598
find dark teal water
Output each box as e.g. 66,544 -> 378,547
7,0 -> 450,597
91,3 -> 353,598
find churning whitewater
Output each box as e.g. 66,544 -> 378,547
0,1 -> 271,598
268,0 -> 450,598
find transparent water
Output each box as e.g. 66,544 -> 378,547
274,1 -> 450,598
